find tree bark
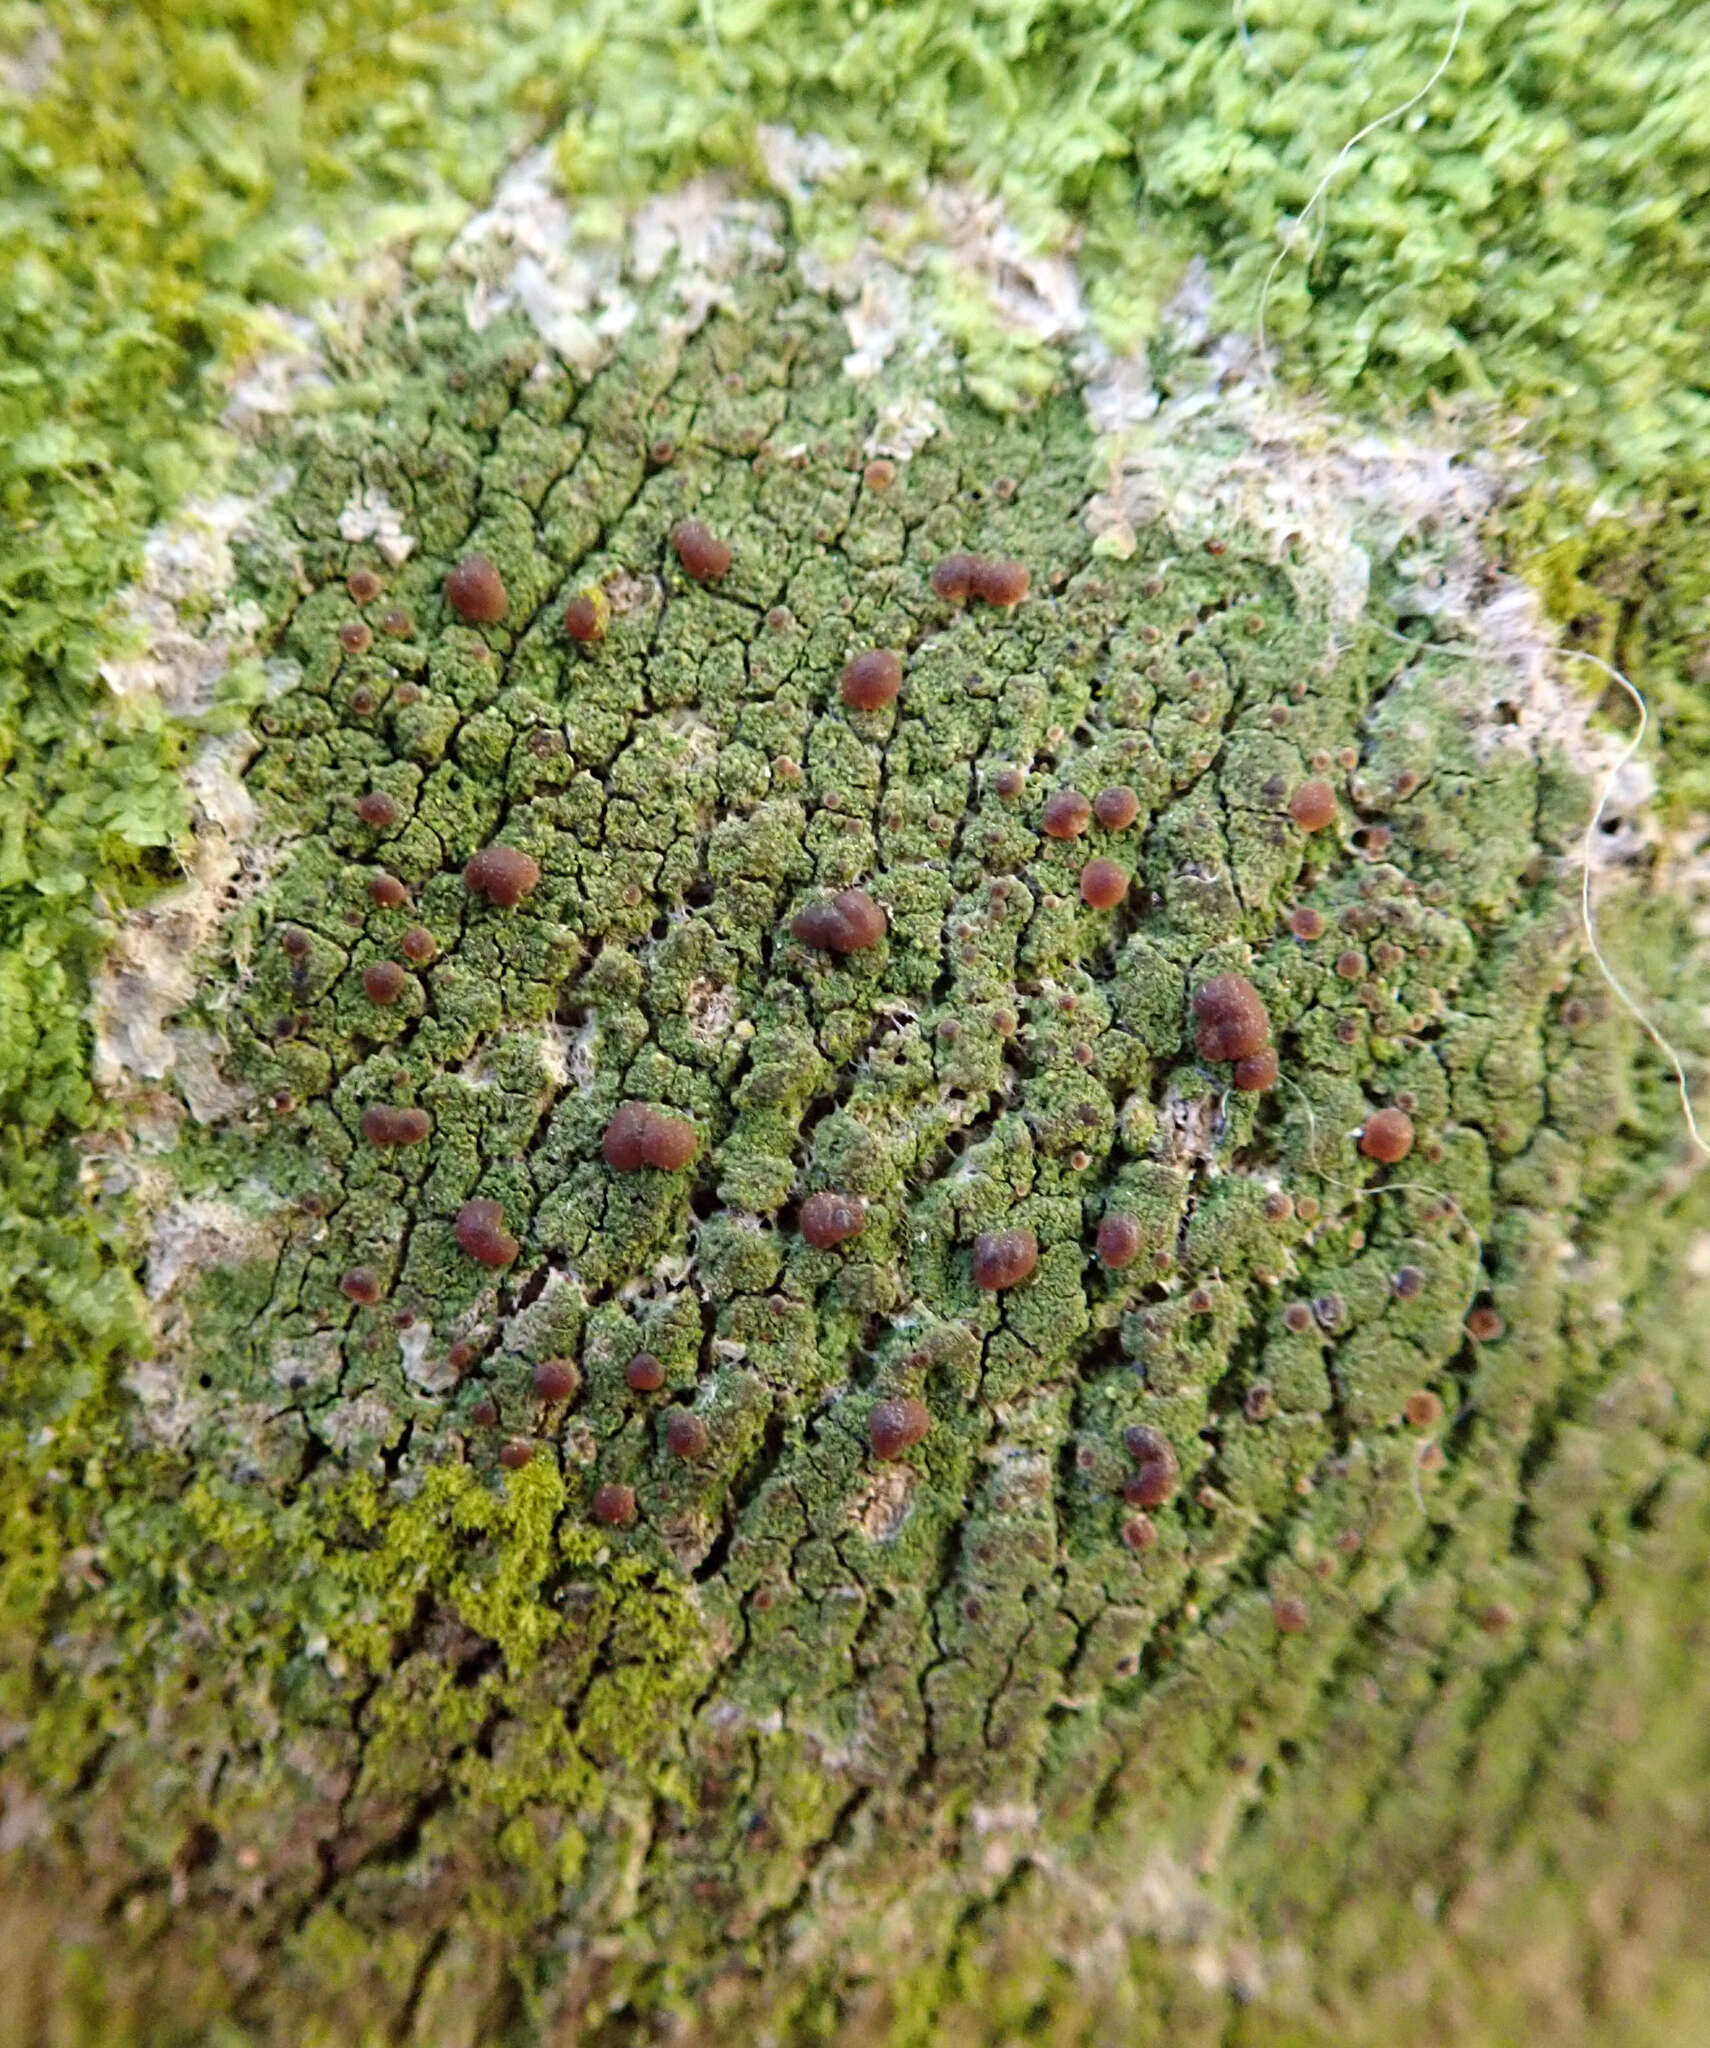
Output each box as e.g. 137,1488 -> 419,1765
5,138 -> 1710,2048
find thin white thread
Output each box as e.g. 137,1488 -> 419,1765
1370,624 -> 1708,1155
1562,648 -> 1710,1156
1275,1073 -> 1485,1298
1255,0 -> 1471,381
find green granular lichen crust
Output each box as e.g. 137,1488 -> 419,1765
7,240 -> 1710,2048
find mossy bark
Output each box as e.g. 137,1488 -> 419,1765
4,180 -> 1710,2048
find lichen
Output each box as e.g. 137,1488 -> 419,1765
7,8 -> 1710,2044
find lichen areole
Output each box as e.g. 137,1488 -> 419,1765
1192,973 -> 1271,1065
868,1396 -> 931,1461
454,1198 -> 519,1268
840,648 -> 903,710
463,845 -> 540,908
971,1227 -> 1039,1291
1359,1106 -> 1415,1163
790,887 -> 887,954
671,519 -> 731,581
445,553 -> 508,624
361,1105 -> 431,1147
799,1192 -> 866,1250
1122,1425 -> 1180,1508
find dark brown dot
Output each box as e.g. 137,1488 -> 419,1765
1192,974 -> 1271,1064
626,1353 -> 666,1392
672,519 -> 731,582
643,1111 -> 697,1172
863,458 -> 896,491
361,1105 -> 432,1147
665,1409 -> 710,1460
1080,857 -> 1129,910
445,553 -> 508,624
1040,788 -> 1092,839
1392,1265 -> 1426,1299
1120,1513 -> 1157,1552
1335,949 -> 1365,980
1230,1047 -> 1278,1093
791,887 -> 886,954
1122,1425 -> 1179,1508
1561,996 -> 1592,1029
454,1198 -> 518,1268
369,873 -> 408,909
971,1227 -> 1038,1291
840,648 -> 903,710
868,1396 -> 931,1461
1404,1390 -> 1443,1428
464,845 -> 540,908
1272,1593 -> 1311,1634
498,1440 -> 534,1471
347,567 -> 383,604
602,1103 -> 653,1173
1244,1384 -> 1274,1421
1096,1215 -> 1143,1270
800,1192 -> 866,1250
1359,1106 -> 1414,1163
362,961 -> 407,1006
399,925 -> 436,965
447,1341 -> 479,1372
1394,768 -> 1420,796
339,621 -> 373,655
591,1482 -> 637,1528
1467,1305 -> 1505,1342
349,686 -> 379,716
279,925 -> 311,958
1282,1301 -> 1314,1334
1335,1015 -> 1361,1045
470,1398 -> 499,1428
1093,785 -> 1140,831
1205,536 -> 1226,556
1263,1191 -> 1293,1221
1296,1196 -> 1321,1223
972,558 -> 1029,607
1288,906 -> 1324,941
1289,780 -> 1338,832
993,767 -> 1026,799
930,553 -> 979,602
341,1267 -> 383,1305
1481,1601 -> 1516,1636
381,608 -> 415,639
1312,1293 -> 1345,1331
563,589 -> 608,642
533,1358 -> 579,1403
356,790 -> 399,830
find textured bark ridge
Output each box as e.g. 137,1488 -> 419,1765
8,226 -> 1710,2047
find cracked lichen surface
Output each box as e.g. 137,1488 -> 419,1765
9,232 -> 1710,2048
